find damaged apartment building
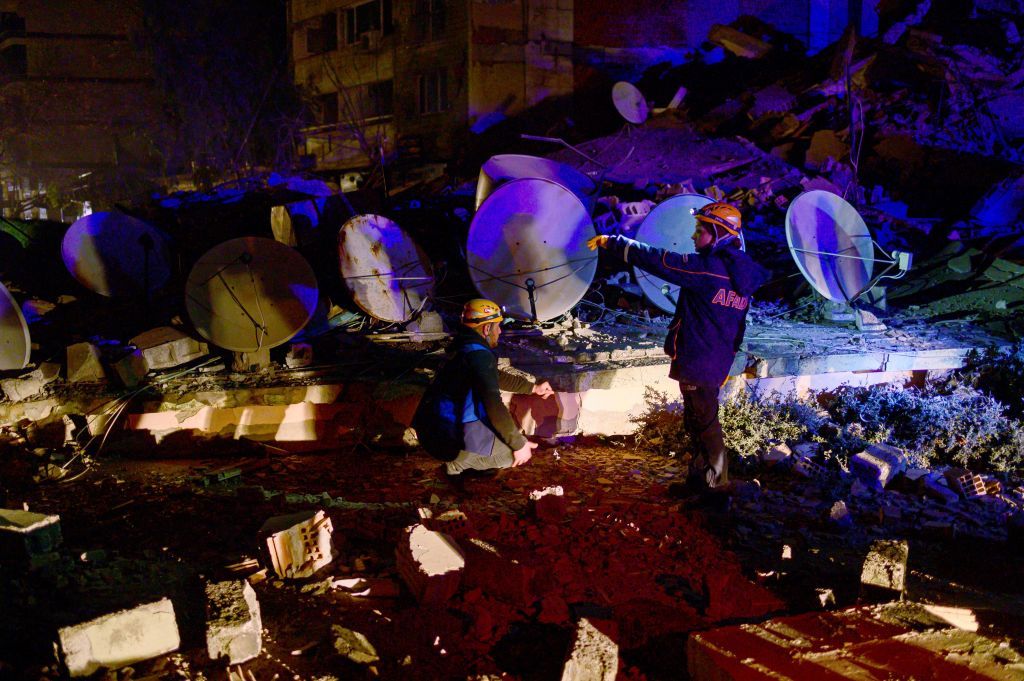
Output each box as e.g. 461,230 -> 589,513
289,0 -> 880,180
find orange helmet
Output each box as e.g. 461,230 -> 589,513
461,298 -> 504,327
694,202 -> 742,237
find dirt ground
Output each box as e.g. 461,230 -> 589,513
3,436 -> 1023,681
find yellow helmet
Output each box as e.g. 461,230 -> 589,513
461,298 -> 504,327
694,202 -> 742,237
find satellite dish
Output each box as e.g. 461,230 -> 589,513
633,194 -> 746,314
61,212 -> 173,297
468,178 -> 597,322
338,214 -> 434,323
785,190 -> 874,303
612,81 -> 649,124
476,154 -> 599,213
0,282 -> 30,370
185,237 -> 319,352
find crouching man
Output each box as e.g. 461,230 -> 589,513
412,299 -> 554,476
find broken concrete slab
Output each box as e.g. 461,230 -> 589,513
57,598 -> 180,677
860,539 -> 909,601
687,602 -> 1024,680
67,342 -> 107,384
395,524 -> 464,606
560,618 -> 618,681
851,443 -> 906,490
0,362 -> 60,402
707,24 -> 772,59
130,327 -> 209,371
0,508 -> 62,567
258,509 -> 335,579
205,579 -> 262,665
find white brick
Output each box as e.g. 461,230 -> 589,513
130,327 -> 208,370
205,580 -> 262,664
395,524 -> 464,605
58,598 -> 180,677
561,618 -> 618,681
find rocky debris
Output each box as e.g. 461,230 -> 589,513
205,579 -> 262,665
560,618 -> 619,681
131,327 -> 210,371
66,342 -> 107,384
860,539 -> 909,601
57,598 -> 180,678
851,443 -> 907,490
331,625 -> 378,665
529,485 -> 568,522
0,507 -> 62,568
395,523 -> 464,605
0,363 -> 60,402
258,509 -> 336,579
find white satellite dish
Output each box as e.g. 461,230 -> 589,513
632,194 -> 748,314
338,214 -> 434,323
61,212 -> 173,297
185,237 -> 319,352
0,282 -> 30,370
468,178 -> 597,322
612,81 -> 649,125
475,154 -> 599,213
786,190 -> 912,313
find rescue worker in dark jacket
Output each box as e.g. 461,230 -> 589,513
412,299 -> 554,475
588,202 -> 769,491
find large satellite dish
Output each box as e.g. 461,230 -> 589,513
468,178 -> 597,322
475,154 -> 599,213
61,212 -> 173,297
0,282 -> 30,370
185,237 -> 319,352
338,214 -> 434,323
633,194 -> 747,314
786,191 -> 874,303
612,81 -> 649,124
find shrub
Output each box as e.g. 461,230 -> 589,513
822,382 -> 1024,471
632,387 -> 811,459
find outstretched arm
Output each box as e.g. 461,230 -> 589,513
589,234 -> 730,290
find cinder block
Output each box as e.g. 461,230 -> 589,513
791,455 -> 829,480
851,443 -> 905,489
860,539 -> 909,600
945,469 -> 987,499
67,342 -> 107,383
258,509 -> 335,579
58,598 -> 180,677
130,327 -> 209,370
395,524 -> 464,606
205,579 -> 262,664
0,508 -> 62,566
530,486 -> 567,522
560,618 -> 618,681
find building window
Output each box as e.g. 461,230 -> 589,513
365,80 -> 394,118
345,0 -> 392,45
317,92 -> 339,125
417,69 -> 448,114
306,12 -> 338,55
413,0 -> 446,43
0,44 -> 26,77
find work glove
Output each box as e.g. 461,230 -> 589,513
586,235 -> 610,250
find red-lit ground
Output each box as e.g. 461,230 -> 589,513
4,439 -> 1023,680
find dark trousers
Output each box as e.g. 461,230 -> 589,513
682,383 -> 727,488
